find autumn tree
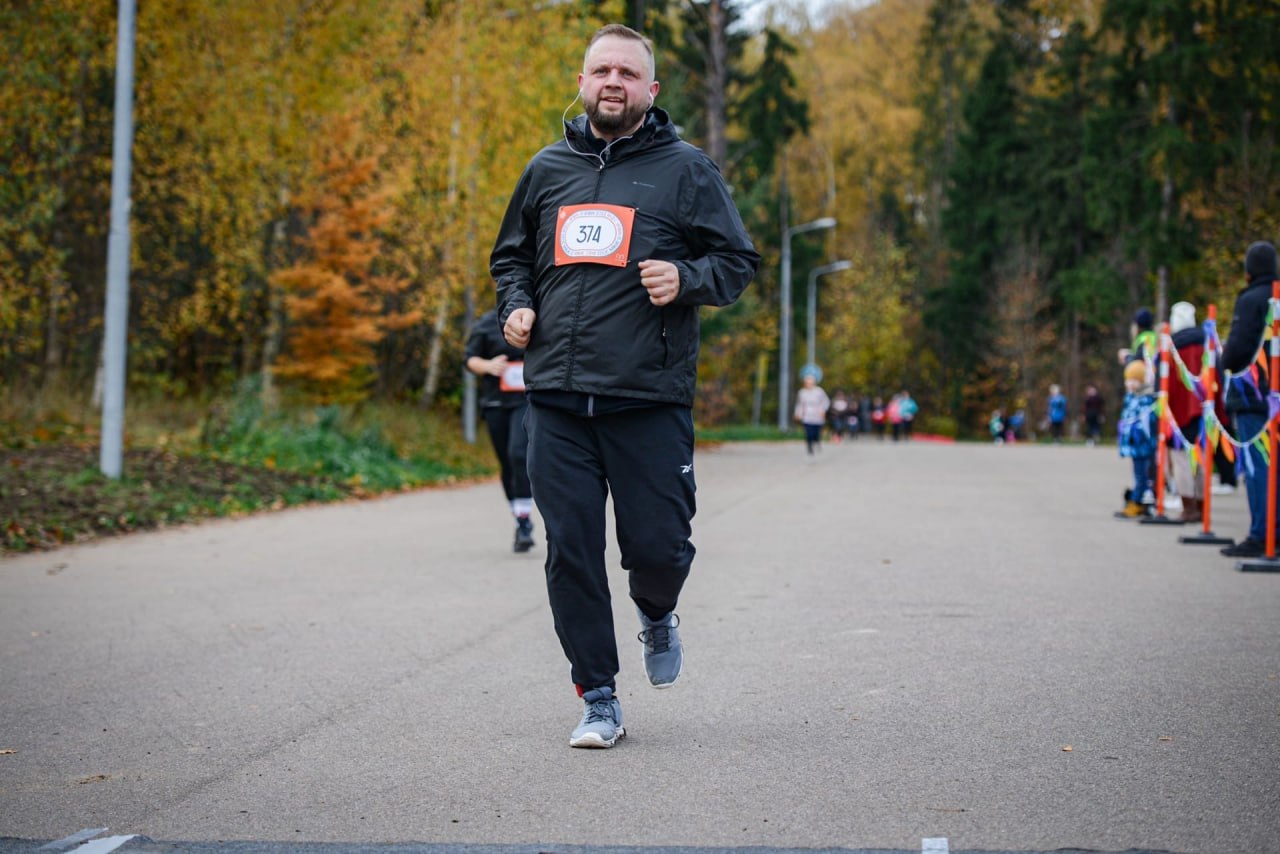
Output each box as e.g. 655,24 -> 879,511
271,116 -> 415,405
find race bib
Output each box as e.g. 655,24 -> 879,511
554,204 -> 635,267
499,361 -> 525,392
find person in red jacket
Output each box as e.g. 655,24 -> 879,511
1166,302 -> 1206,523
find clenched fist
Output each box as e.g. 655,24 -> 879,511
504,308 -> 536,348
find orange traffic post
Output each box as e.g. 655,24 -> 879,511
1182,304 -> 1233,545
1238,280 -> 1280,571
1143,321 -> 1182,525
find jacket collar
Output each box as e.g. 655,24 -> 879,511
564,107 -> 678,162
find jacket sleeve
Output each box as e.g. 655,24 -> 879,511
490,164 -> 539,328
670,158 -> 761,308
1220,291 -> 1267,374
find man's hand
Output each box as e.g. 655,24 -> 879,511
639,259 -> 680,307
504,308 -> 536,348
484,355 -> 509,377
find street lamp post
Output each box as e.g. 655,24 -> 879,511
779,217 -> 836,431
807,260 -> 853,368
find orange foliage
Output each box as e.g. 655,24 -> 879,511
272,115 -> 418,404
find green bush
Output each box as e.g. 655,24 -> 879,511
918,414 -> 959,438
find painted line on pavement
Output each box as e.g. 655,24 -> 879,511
38,830 -> 108,852
67,837 -> 134,854
922,838 -> 949,854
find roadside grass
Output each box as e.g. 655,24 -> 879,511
1,382 -> 496,554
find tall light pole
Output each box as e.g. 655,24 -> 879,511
778,217 -> 836,431
807,260 -> 853,369
100,0 -> 137,479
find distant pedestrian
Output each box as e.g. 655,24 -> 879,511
989,409 -> 1006,444
794,368 -> 831,456
1083,385 -> 1105,446
846,395 -> 862,439
870,396 -> 887,439
829,390 -> 850,443
464,308 -> 536,553
1008,408 -> 1025,443
1047,384 -> 1068,443
888,394 -> 904,441
898,390 -> 918,440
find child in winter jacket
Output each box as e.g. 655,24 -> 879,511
1118,358 -> 1158,518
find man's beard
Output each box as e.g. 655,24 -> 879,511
585,95 -> 648,136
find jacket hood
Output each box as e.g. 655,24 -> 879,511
1245,241 -> 1278,279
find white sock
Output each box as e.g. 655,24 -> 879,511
512,498 -> 533,519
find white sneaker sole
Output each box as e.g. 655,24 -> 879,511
569,727 -> 625,748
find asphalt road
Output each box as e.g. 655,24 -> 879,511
2,438 -> 1278,854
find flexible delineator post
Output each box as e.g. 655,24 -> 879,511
1153,322 -> 1172,517
1267,281 -> 1280,559
1202,305 -> 1218,534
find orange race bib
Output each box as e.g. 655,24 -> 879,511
554,204 -> 635,267
499,361 -> 525,392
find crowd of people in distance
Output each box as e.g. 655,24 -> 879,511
793,365 -> 919,455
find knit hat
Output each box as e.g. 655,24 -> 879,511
1133,307 -> 1154,331
1169,301 -> 1196,334
1245,241 -> 1278,279
1124,360 -> 1147,384
800,363 -> 823,382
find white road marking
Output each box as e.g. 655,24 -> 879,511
39,829 -> 109,851
72,835 -> 136,854
922,837 -> 950,854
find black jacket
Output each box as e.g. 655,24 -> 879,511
490,108 -> 760,407
464,309 -> 526,410
1220,275 -> 1275,414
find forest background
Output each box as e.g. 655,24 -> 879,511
4,0 -> 1280,443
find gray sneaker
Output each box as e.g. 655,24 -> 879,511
636,609 -> 683,688
569,687 -> 624,748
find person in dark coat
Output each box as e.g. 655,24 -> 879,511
1218,241 -> 1280,557
490,24 -> 760,748
464,308 -> 535,553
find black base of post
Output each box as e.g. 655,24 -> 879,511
1180,531 -> 1235,545
1237,556 -> 1280,572
1139,514 -> 1184,526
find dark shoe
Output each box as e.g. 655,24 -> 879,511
1179,497 -> 1202,524
1221,538 -> 1265,558
513,517 -> 535,553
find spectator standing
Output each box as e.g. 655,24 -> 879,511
1218,241 -> 1280,557
1166,302 -> 1206,523
1118,359 -> 1158,517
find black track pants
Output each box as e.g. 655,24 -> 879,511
482,404 -> 531,502
525,402 -> 697,691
